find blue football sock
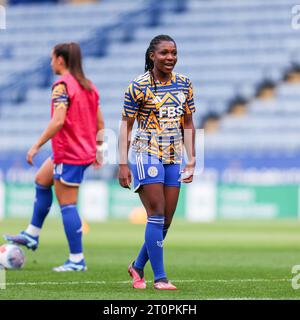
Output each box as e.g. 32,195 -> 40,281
144,216 -> 166,281
134,243 -> 148,271
134,224 -> 170,270
60,204 -> 83,254
30,183 -> 53,229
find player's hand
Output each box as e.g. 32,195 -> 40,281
180,160 -> 195,183
26,144 -> 40,165
118,164 -> 132,189
92,158 -> 102,169
93,144 -> 105,169
93,150 -> 103,169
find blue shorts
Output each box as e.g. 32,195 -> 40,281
129,152 -> 181,192
53,163 -> 90,186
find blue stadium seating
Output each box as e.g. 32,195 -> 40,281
0,0 -> 299,177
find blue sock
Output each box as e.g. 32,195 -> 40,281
134,224 -> 170,271
144,216 -> 166,281
30,183 -> 53,229
60,204 -> 82,254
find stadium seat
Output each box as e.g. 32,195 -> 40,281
1,0 -> 300,176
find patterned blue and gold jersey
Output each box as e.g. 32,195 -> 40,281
123,71 -> 195,164
52,83 -> 69,109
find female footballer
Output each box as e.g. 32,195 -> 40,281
119,35 -> 196,290
4,42 -> 104,271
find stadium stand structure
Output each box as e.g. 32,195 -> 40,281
0,0 -> 299,178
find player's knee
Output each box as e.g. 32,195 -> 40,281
147,203 -> 165,216
35,174 -> 50,187
58,199 -> 78,207
148,213 -> 164,219
56,191 -> 78,206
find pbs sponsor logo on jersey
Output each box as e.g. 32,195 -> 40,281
159,91 -> 186,118
0,244 -> 25,269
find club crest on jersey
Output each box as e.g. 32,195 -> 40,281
177,91 -> 186,103
148,166 -> 158,178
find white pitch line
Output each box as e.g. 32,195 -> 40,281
4,279 -> 291,286
213,298 -> 275,300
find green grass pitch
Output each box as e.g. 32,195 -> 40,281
0,219 -> 300,300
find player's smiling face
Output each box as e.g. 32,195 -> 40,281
150,41 -> 177,76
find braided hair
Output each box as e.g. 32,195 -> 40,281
144,35 -> 176,92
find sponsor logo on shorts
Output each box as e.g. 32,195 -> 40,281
55,164 -> 63,175
148,166 -> 158,178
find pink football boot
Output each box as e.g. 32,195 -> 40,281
153,281 -> 177,290
128,262 -> 146,289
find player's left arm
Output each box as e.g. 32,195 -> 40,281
182,113 -> 196,183
181,78 -> 196,183
94,107 -> 105,168
96,107 -> 105,145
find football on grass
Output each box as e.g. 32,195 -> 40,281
0,244 -> 25,269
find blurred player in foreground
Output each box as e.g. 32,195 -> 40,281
4,42 -> 104,272
119,35 -> 196,290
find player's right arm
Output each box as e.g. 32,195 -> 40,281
118,81 -> 143,188
96,107 -> 105,144
118,116 -> 135,188
27,83 -> 68,165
